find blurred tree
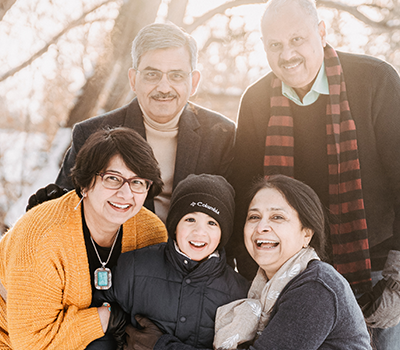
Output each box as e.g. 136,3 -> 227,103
1,0 -> 400,124
0,0 -> 16,21
66,0 -> 162,127
1,0 -> 400,231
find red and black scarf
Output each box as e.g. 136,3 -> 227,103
264,44 -> 372,293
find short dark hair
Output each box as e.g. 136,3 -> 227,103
247,174 -> 327,260
71,127 -> 163,199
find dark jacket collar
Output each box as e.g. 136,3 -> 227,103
165,238 -> 226,279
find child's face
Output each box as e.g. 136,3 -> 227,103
176,212 -> 221,261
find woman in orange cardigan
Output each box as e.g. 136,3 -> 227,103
0,127 -> 167,350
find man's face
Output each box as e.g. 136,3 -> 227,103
129,47 -> 201,124
262,3 -> 326,99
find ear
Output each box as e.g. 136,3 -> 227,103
318,20 -> 327,48
190,70 -> 201,96
303,228 -> 314,248
128,68 -> 137,92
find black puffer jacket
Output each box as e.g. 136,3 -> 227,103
99,238 -> 249,348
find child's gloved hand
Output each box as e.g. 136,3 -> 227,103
26,184 -> 68,211
124,315 -> 163,350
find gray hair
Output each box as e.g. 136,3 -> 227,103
131,23 -> 198,70
262,0 -> 319,28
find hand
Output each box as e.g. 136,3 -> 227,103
124,315 -> 163,350
362,250 -> 400,328
98,304 -> 111,333
106,303 -> 129,350
26,184 -> 68,211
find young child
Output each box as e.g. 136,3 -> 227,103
97,174 -> 249,349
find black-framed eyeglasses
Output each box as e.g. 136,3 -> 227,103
136,69 -> 192,85
97,172 -> 153,194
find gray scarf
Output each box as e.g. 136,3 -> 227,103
214,247 -> 320,349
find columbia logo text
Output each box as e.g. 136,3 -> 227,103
189,201 -> 220,215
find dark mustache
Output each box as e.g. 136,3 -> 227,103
151,92 -> 177,99
278,58 -> 302,66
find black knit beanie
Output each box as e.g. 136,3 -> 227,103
166,174 -> 235,249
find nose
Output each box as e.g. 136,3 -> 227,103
156,73 -> 173,93
117,182 -> 134,198
192,221 -> 208,236
280,44 -> 296,61
257,218 -> 272,234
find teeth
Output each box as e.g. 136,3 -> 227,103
256,240 -> 279,248
110,202 -> 130,209
154,97 -> 174,101
190,241 -> 206,247
283,62 -> 301,69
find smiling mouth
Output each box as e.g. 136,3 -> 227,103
153,97 -> 175,101
189,241 -> 206,248
282,61 -> 302,70
109,201 -> 131,210
152,94 -> 176,102
256,240 -> 279,248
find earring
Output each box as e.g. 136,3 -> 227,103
74,192 -> 85,210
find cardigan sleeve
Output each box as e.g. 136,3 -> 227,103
6,240 -> 104,350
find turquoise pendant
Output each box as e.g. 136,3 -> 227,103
94,266 -> 112,290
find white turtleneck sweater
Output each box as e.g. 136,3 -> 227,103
141,106 -> 184,223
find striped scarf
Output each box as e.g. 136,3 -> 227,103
264,44 -> 372,293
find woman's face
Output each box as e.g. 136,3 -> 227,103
83,155 -> 148,234
244,187 -> 313,279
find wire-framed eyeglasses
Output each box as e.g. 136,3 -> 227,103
136,69 -> 192,85
97,172 -> 153,193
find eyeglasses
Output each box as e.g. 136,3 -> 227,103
97,173 -> 153,194
136,69 -> 192,85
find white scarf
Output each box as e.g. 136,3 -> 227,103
214,247 -> 320,350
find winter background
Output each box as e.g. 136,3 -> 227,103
1,0 -> 399,234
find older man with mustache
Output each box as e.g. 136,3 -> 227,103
55,23 -> 235,223
227,0 -> 400,349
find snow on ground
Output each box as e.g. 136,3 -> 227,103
1,128 -> 72,228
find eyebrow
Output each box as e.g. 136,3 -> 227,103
248,206 -> 287,212
142,66 -> 159,71
142,66 -> 185,72
104,170 -> 123,175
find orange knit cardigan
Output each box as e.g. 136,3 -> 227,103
0,191 -> 167,349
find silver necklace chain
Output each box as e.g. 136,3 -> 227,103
90,226 -> 121,268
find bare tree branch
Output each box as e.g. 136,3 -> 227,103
317,0 -> 399,30
167,0 -> 189,27
184,0 -> 400,34
0,0 -> 118,82
0,0 -> 17,21
183,0 -> 267,33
